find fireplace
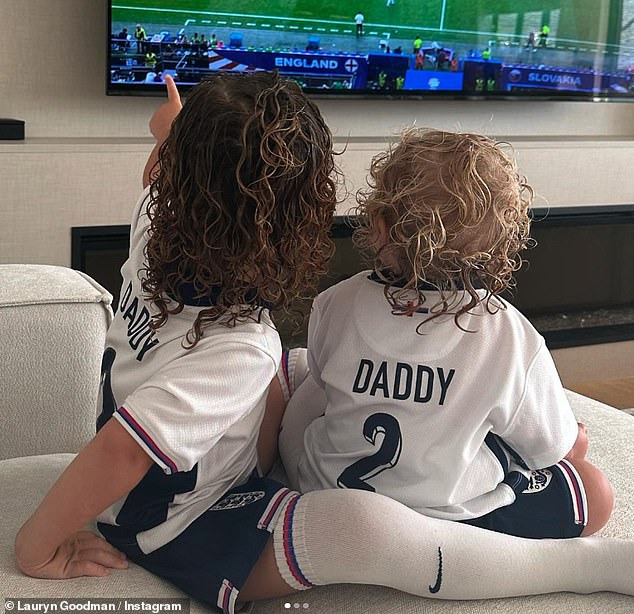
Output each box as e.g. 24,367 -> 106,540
72,204 -> 634,349
71,225 -> 129,309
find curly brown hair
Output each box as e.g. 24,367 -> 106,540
141,72 -> 340,346
354,127 -> 534,331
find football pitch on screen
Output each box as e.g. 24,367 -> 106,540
112,0 -> 601,44
112,0 -> 618,51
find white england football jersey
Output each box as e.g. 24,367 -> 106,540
298,271 -> 577,520
96,188 -> 281,554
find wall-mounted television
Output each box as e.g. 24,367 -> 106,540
108,1 -> 634,99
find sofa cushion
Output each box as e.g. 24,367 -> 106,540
0,265 -> 113,460
1,392 -> 632,613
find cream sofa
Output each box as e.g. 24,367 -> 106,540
1,264 -> 633,613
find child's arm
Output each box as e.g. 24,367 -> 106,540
565,422 -> 588,461
15,418 -> 153,579
495,342 -> 579,470
142,75 -> 182,188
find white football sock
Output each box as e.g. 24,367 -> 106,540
273,488 -> 634,598
277,348 -> 310,404
278,375 -> 327,491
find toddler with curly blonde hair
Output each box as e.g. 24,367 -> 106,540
355,127 -> 533,327
280,127 -> 614,541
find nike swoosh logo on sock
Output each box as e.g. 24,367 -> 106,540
428,546 -> 443,594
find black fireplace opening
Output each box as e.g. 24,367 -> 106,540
71,225 -> 130,310
72,204 -> 634,349
505,205 -> 634,348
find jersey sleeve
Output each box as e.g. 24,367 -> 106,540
306,297 -> 325,388
495,342 -> 578,470
113,339 -> 277,474
128,186 -> 152,253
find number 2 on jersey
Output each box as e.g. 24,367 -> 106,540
336,412 -> 402,492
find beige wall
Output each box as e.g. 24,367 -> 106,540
1,0 -> 634,140
1,0 -> 632,381
2,0 -> 634,269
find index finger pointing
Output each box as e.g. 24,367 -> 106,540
164,74 -> 180,104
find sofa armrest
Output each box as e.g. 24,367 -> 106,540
0,265 -> 113,460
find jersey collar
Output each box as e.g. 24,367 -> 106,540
175,282 -> 272,309
368,269 -> 445,292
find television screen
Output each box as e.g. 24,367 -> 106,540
108,1 -> 634,98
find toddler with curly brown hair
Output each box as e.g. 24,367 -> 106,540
17,86 -> 634,612
280,127 -> 615,541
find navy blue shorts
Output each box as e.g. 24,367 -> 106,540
462,459 -> 588,539
105,473 -> 298,614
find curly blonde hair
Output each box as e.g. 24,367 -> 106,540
141,72 -> 340,347
354,127 -> 534,330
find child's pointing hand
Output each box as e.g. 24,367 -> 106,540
149,74 -> 183,143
